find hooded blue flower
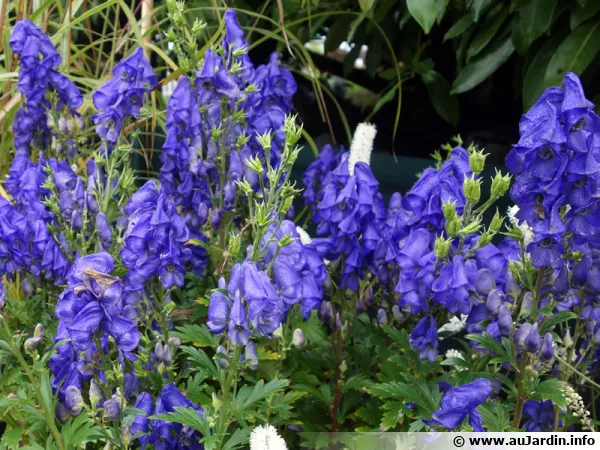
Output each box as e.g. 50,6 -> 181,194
92,48 -> 156,144
424,379 -> 491,431
522,400 -> 556,431
409,315 -> 438,361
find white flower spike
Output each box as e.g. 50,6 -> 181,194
250,424 -> 288,450
348,122 -> 377,175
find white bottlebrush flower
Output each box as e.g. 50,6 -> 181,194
348,123 -> 377,175
250,424 -> 288,450
295,226 -> 312,245
507,205 -> 534,246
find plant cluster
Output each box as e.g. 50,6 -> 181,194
1,5 -> 600,450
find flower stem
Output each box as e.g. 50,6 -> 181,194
216,344 -> 243,450
1,318 -> 66,450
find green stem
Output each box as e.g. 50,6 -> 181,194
530,268 -> 546,322
216,344 -> 243,450
1,318 -> 66,450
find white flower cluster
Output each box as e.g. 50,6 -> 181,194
438,315 -> 467,336
348,123 -> 377,175
564,384 -> 595,431
250,424 -> 288,450
444,349 -> 466,371
507,205 -> 534,246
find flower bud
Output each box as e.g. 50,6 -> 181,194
525,323 -> 541,353
434,236 -> 451,260
24,335 -> 42,352
89,379 -> 104,409
498,305 -> 512,336
486,290 -> 502,317
71,209 -> 83,231
585,320 -> 596,336
463,175 -> 481,204
103,398 -> 121,421
469,150 -> 487,174
392,305 -> 405,323
334,313 -> 342,330
318,301 -> 333,322
377,309 -> 388,325
445,216 -> 462,237
154,342 -> 164,361
514,323 -> 532,351
163,346 -> 173,365
490,210 -> 504,233
55,402 -> 69,422
244,342 -> 259,371
95,212 -> 113,248
292,329 -> 305,348
168,336 -> 182,347
215,345 -> 230,370
490,170 -> 511,198
22,278 -> 33,297
520,292 -> 533,315
355,298 -> 366,313
64,386 -> 84,416
365,286 -> 374,305
564,329 -> 574,348
442,201 -> 457,221
540,333 -> 555,364
273,325 -> 284,339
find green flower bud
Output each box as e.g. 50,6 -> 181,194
469,150 -> 487,174
278,233 -> 296,248
442,201 -> 457,221
235,179 -> 253,196
445,216 -> 462,237
246,156 -> 264,174
491,170 -> 512,198
434,236 -> 452,260
257,131 -> 272,151
490,210 -> 504,233
459,219 -> 482,236
463,175 -> 481,204
477,231 -> 493,247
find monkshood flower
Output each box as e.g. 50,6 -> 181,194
121,181 -> 193,289
302,144 -> 343,212
409,315 -> 438,361
149,383 -> 205,449
7,20 -> 82,200
311,124 -> 387,290
521,400 -> 556,431
208,261 -> 284,344
261,220 -> 327,318
92,47 -> 157,143
424,379 -> 492,431
507,72 -> 600,270
54,253 -> 140,356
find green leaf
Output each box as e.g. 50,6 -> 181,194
512,17 -> 531,55
222,428 -> 251,450
544,20 -> 600,88
519,0 -> 557,43
467,7 -> 510,61
436,0 -> 449,23
1,427 -> 24,450
571,1 -> 600,30
175,324 -> 220,347
370,382 -> 414,399
407,0 -> 438,34
534,379 -> 567,409
444,15 -> 474,42
151,406 -> 208,433
451,37 -> 515,93
479,402 -> 511,431
358,0 -> 375,12
180,346 -> 219,378
421,70 -> 460,126
234,379 -> 289,412
469,0 -> 493,22
540,311 -> 578,334
522,29 -> 566,109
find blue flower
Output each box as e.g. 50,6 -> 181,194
409,315 -> 438,361
424,379 -> 492,431
522,400 -> 556,431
